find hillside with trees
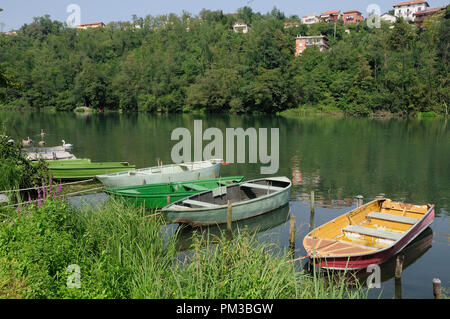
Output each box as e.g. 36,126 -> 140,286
0,6 -> 448,116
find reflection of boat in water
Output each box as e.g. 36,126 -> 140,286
174,204 -> 290,252
304,227 -> 433,286
360,227 -> 433,283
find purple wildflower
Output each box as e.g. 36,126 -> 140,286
28,194 -> 32,204
17,206 -> 21,217
37,188 -> 41,199
42,183 -> 47,199
56,184 -> 62,196
11,220 -> 15,226
38,199 -> 42,207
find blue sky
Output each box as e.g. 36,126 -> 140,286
0,0 -> 448,31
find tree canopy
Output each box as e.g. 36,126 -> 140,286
0,6 -> 448,115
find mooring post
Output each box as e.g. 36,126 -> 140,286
395,255 -> 404,279
356,195 -> 364,208
309,190 -> 315,232
395,278 -> 402,299
167,196 -> 171,205
289,214 -> 296,256
433,278 -> 442,299
227,200 -> 232,237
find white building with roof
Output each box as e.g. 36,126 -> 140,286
393,1 -> 430,21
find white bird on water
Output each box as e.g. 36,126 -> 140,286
62,140 -> 73,150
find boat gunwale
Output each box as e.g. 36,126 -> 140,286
303,198 -> 435,260
95,159 -> 222,178
162,177 -> 292,213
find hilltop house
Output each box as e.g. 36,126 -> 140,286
233,22 -> 250,33
393,1 -> 430,21
380,13 -> 398,23
414,6 -> 446,27
302,14 -> 320,25
77,22 -> 105,29
295,35 -> 329,56
284,21 -> 301,29
320,10 -> 342,22
343,10 -> 365,25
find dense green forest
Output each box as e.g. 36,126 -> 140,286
0,6 -> 448,115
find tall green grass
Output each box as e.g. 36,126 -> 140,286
1,197 -> 368,299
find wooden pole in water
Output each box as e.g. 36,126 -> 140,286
309,190 -> 315,232
227,200 -> 232,237
167,196 -> 171,205
356,195 -> 364,208
395,255 -> 404,279
433,278 -> 442,299
289,214 -> 296,256
395,278 -> 402,299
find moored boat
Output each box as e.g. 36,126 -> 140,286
105,176 -> 244,209
303,198 -> 435,270
162,176 -> 292,226
47,159 -> 135,180
96,159 -> 224,188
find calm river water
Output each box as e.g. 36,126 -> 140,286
1,111 -> 449,299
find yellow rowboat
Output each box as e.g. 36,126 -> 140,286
303,198 -> 435,270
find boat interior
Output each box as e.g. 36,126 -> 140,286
169,178 -> 291,209
110,177 -> 243,196
304,199 -> 432,257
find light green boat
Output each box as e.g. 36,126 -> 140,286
105,176 -> 244,210
162,177 -> 292,226
96,159 -> 223,188
46,159 -> 135,180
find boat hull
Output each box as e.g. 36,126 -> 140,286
308,206 -> 435,270
163,177 -> 292,226
48,161 -> 135,180
97,161 -> 222,188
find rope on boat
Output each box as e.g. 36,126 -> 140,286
0,179 -> 96,194
0,186 -> 105,209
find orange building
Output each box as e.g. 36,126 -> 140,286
343,10 -> 365,24
295,35 -> 329,56
77,22 -> 105,30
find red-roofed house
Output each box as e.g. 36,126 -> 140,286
343,10 -> 365,25
320,10 -> 342,22
77,22 -> 105,30
414,6 -> 446,27
393,1 -> 430,21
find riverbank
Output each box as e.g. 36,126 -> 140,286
279,106 -> 448,119
0,194 -> 368,299
1,104 -> 448,119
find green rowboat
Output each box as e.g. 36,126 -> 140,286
46,159 -> 135,180
105,176 -> 244,209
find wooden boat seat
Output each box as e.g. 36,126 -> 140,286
343,225 -> 403,241
241,183 -> 284,191
182,199 -> 220,208
183,183 -> 209,191
170,205 -> 189,210
368,212 -> 418,225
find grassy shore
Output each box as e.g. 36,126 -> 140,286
0,193 -> 368,299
